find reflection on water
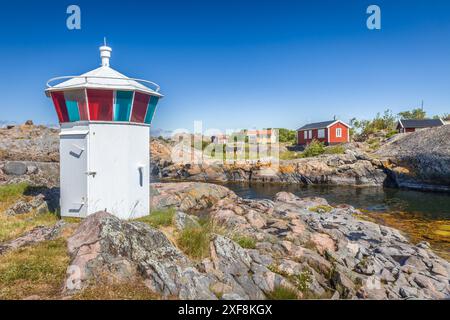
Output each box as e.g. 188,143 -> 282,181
220,182 -> 450,220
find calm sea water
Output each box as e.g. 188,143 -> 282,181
219,182 -> 450,220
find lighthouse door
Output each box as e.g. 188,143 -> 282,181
59,130 -> 89,218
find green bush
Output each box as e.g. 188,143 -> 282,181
301,140 -> 325,158
277,128 -> 297,143
137,208 -> 175,228
350,109 -> 397,137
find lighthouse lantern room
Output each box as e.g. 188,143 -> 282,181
45,43 -> 162,219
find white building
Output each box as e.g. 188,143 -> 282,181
45,43 -> 163,219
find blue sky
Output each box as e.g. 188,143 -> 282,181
0,0 -> 449,131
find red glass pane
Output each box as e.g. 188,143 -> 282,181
87,89 -> 113,121
130,92 -> 150,123
50,92 -> 69,123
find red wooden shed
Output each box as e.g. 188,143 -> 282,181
296,120 -> 350,145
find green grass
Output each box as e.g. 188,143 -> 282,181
0,183 -> 29,202
266,286 -> 298,300
0,238 -> 69,299
279,151 -> 303,160
324,144 -> 345,155
177,225 -> 211,260
385,130 -> 398,139
136,208 -> 176,228
268,265 -> 313,294
72,281 -> 160,300
232,235 -> 257,249
0,212 -> 59,243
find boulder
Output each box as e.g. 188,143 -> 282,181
3,161 -> 27,175
65,211 -> 216,299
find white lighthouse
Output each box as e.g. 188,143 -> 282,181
45,43 -> 163,220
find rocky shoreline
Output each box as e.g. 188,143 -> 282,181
61,182 -> 449,299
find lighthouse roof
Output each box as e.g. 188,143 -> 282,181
46,44 -> 162,97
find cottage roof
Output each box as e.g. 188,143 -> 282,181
397,119 -> 444,129
296,120 -> 349,131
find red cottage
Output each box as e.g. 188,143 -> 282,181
296,120 -> 350,145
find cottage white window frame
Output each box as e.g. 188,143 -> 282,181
308,130 -> 312,139
336,128 -> 342,138
304,131 -> 308,139
318,129 -> 325,139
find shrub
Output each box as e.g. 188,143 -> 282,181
233,235 -> 256,249
301,140 -> 325,158
136,208 -> 175,228
266,286 -> 298,300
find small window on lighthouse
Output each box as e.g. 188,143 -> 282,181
114,91 -> 133,121
87,89 -> 113,121
131,92 -> 150,123
144,96 -> 160,125
50,92 -> 69,123
64,90 -> 88,121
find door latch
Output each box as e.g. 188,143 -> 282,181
85,171 -> 97,177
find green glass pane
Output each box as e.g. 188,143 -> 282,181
114,91 -> 133,121
65,100 -> 80,121
144,96 -> 159,124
